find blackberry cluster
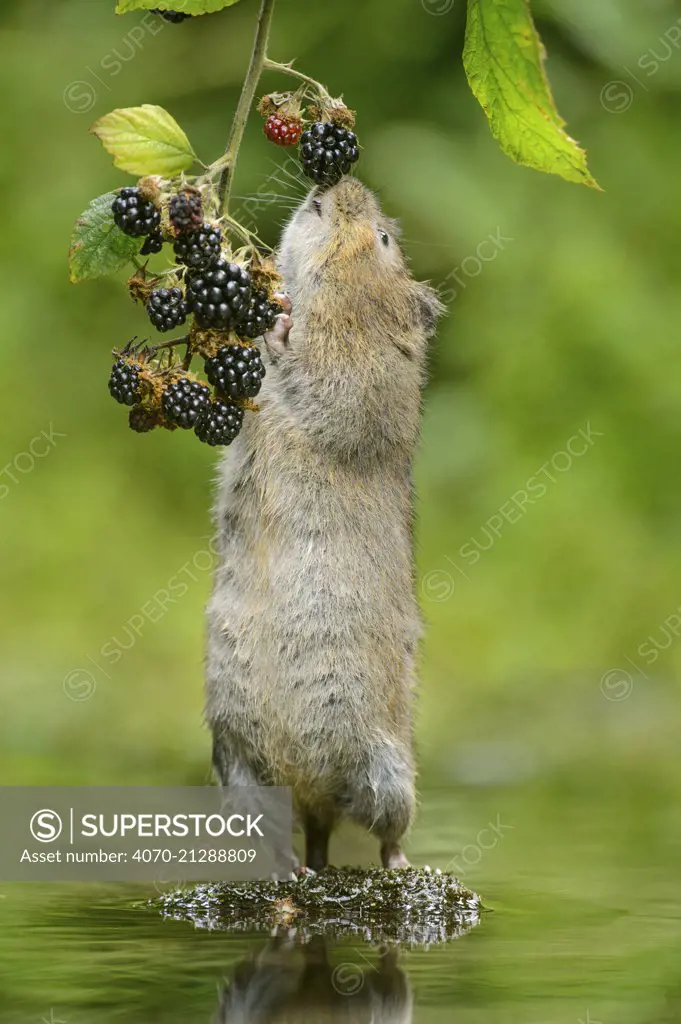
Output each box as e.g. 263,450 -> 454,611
205,344 -> 266,400
195,400 -> 244,447
169,189 -> 203,234
239,288 -> 281,339
152,9 -> 190,22
186,258 -> 252,329
146,287 -> 188,333
174,222 -> 222,270
140,231 -> 164,256
112,187 -> 161,238
299,122 -> 360,186
162,377 -> 211,429
129,406 -> 159,433
109,358 -> 142,406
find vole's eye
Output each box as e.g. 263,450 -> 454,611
312,198 -> 323,217
379,230 -> 390,247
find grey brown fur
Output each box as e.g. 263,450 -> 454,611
206,177 -> 443,870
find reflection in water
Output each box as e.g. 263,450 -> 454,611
217,936 -> 412,1024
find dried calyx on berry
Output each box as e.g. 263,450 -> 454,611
195,399 -> 244,447
205,344 -> 266,400
186,259 -> 252,330
259,92 -> 304,146
169,187 -> 204,235
174,222 -> 222,270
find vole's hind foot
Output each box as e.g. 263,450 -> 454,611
264,312 -> 293,361
380,842 -> 410,870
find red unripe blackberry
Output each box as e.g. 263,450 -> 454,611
264,114 -> 303,146
299,122 -> 360,186
129,406 -> 159,433
109,358 -> 142,406
112,187 -> 161,238
162,377 -> 211,429
195,399 -> 244,447
238,288 -> 281,339
204,344 -> 266,400
186,258 -> 252,330
173,222 -> 222,271
146,287 -> 189,333
152,9 -> 191,22
140,230 -> 164,256
169,189 -> 203,234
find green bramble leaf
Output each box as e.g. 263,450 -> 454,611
115,0 -> 243,14
463,0 -> 600,189
90,105 -> 197,177
69,192 -> 140,284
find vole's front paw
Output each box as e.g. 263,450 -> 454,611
264,312 -> 293,362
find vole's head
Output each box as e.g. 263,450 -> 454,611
279,177 -> 407,293
279,177 -> 443,344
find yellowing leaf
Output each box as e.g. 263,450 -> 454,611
90,105 -> 197,177
116,0 -> 243,14
464,0 -> 600,189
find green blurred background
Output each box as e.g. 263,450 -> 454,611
0,0 -> 678,792
3,1 -> 681,1021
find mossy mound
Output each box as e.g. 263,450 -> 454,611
156,867 -> 481,945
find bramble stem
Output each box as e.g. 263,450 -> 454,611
262,58 -> 331,99
218,0 -> 277,216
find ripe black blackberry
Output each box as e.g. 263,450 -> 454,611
112,187 -> 161,238
205,344 -> 266,400
162,376 -> 211,429
238,288 -> 281,339
186,259 -> 252,330
299,122 -> 360,186
195,399 -> 244,447
173,222 -> 222,270
140,230 -> 164,256
146,287 -> 188,333
129,406 -> 159,433
169,189 -> 203,234
109,358 -> 142,406
151,9 -> 190,22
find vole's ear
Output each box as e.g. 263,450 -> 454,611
414,282 -> 445,338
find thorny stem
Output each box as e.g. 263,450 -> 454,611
147,335 -> 190,357
218,0 -> 277,216
262,58 -> 331,100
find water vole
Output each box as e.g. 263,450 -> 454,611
206,177 -> 443,870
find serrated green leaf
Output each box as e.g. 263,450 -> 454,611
464,0 -> 600,189
90,105 -> 197,177
69,192 -> 141,284
116,0 -> 242,14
